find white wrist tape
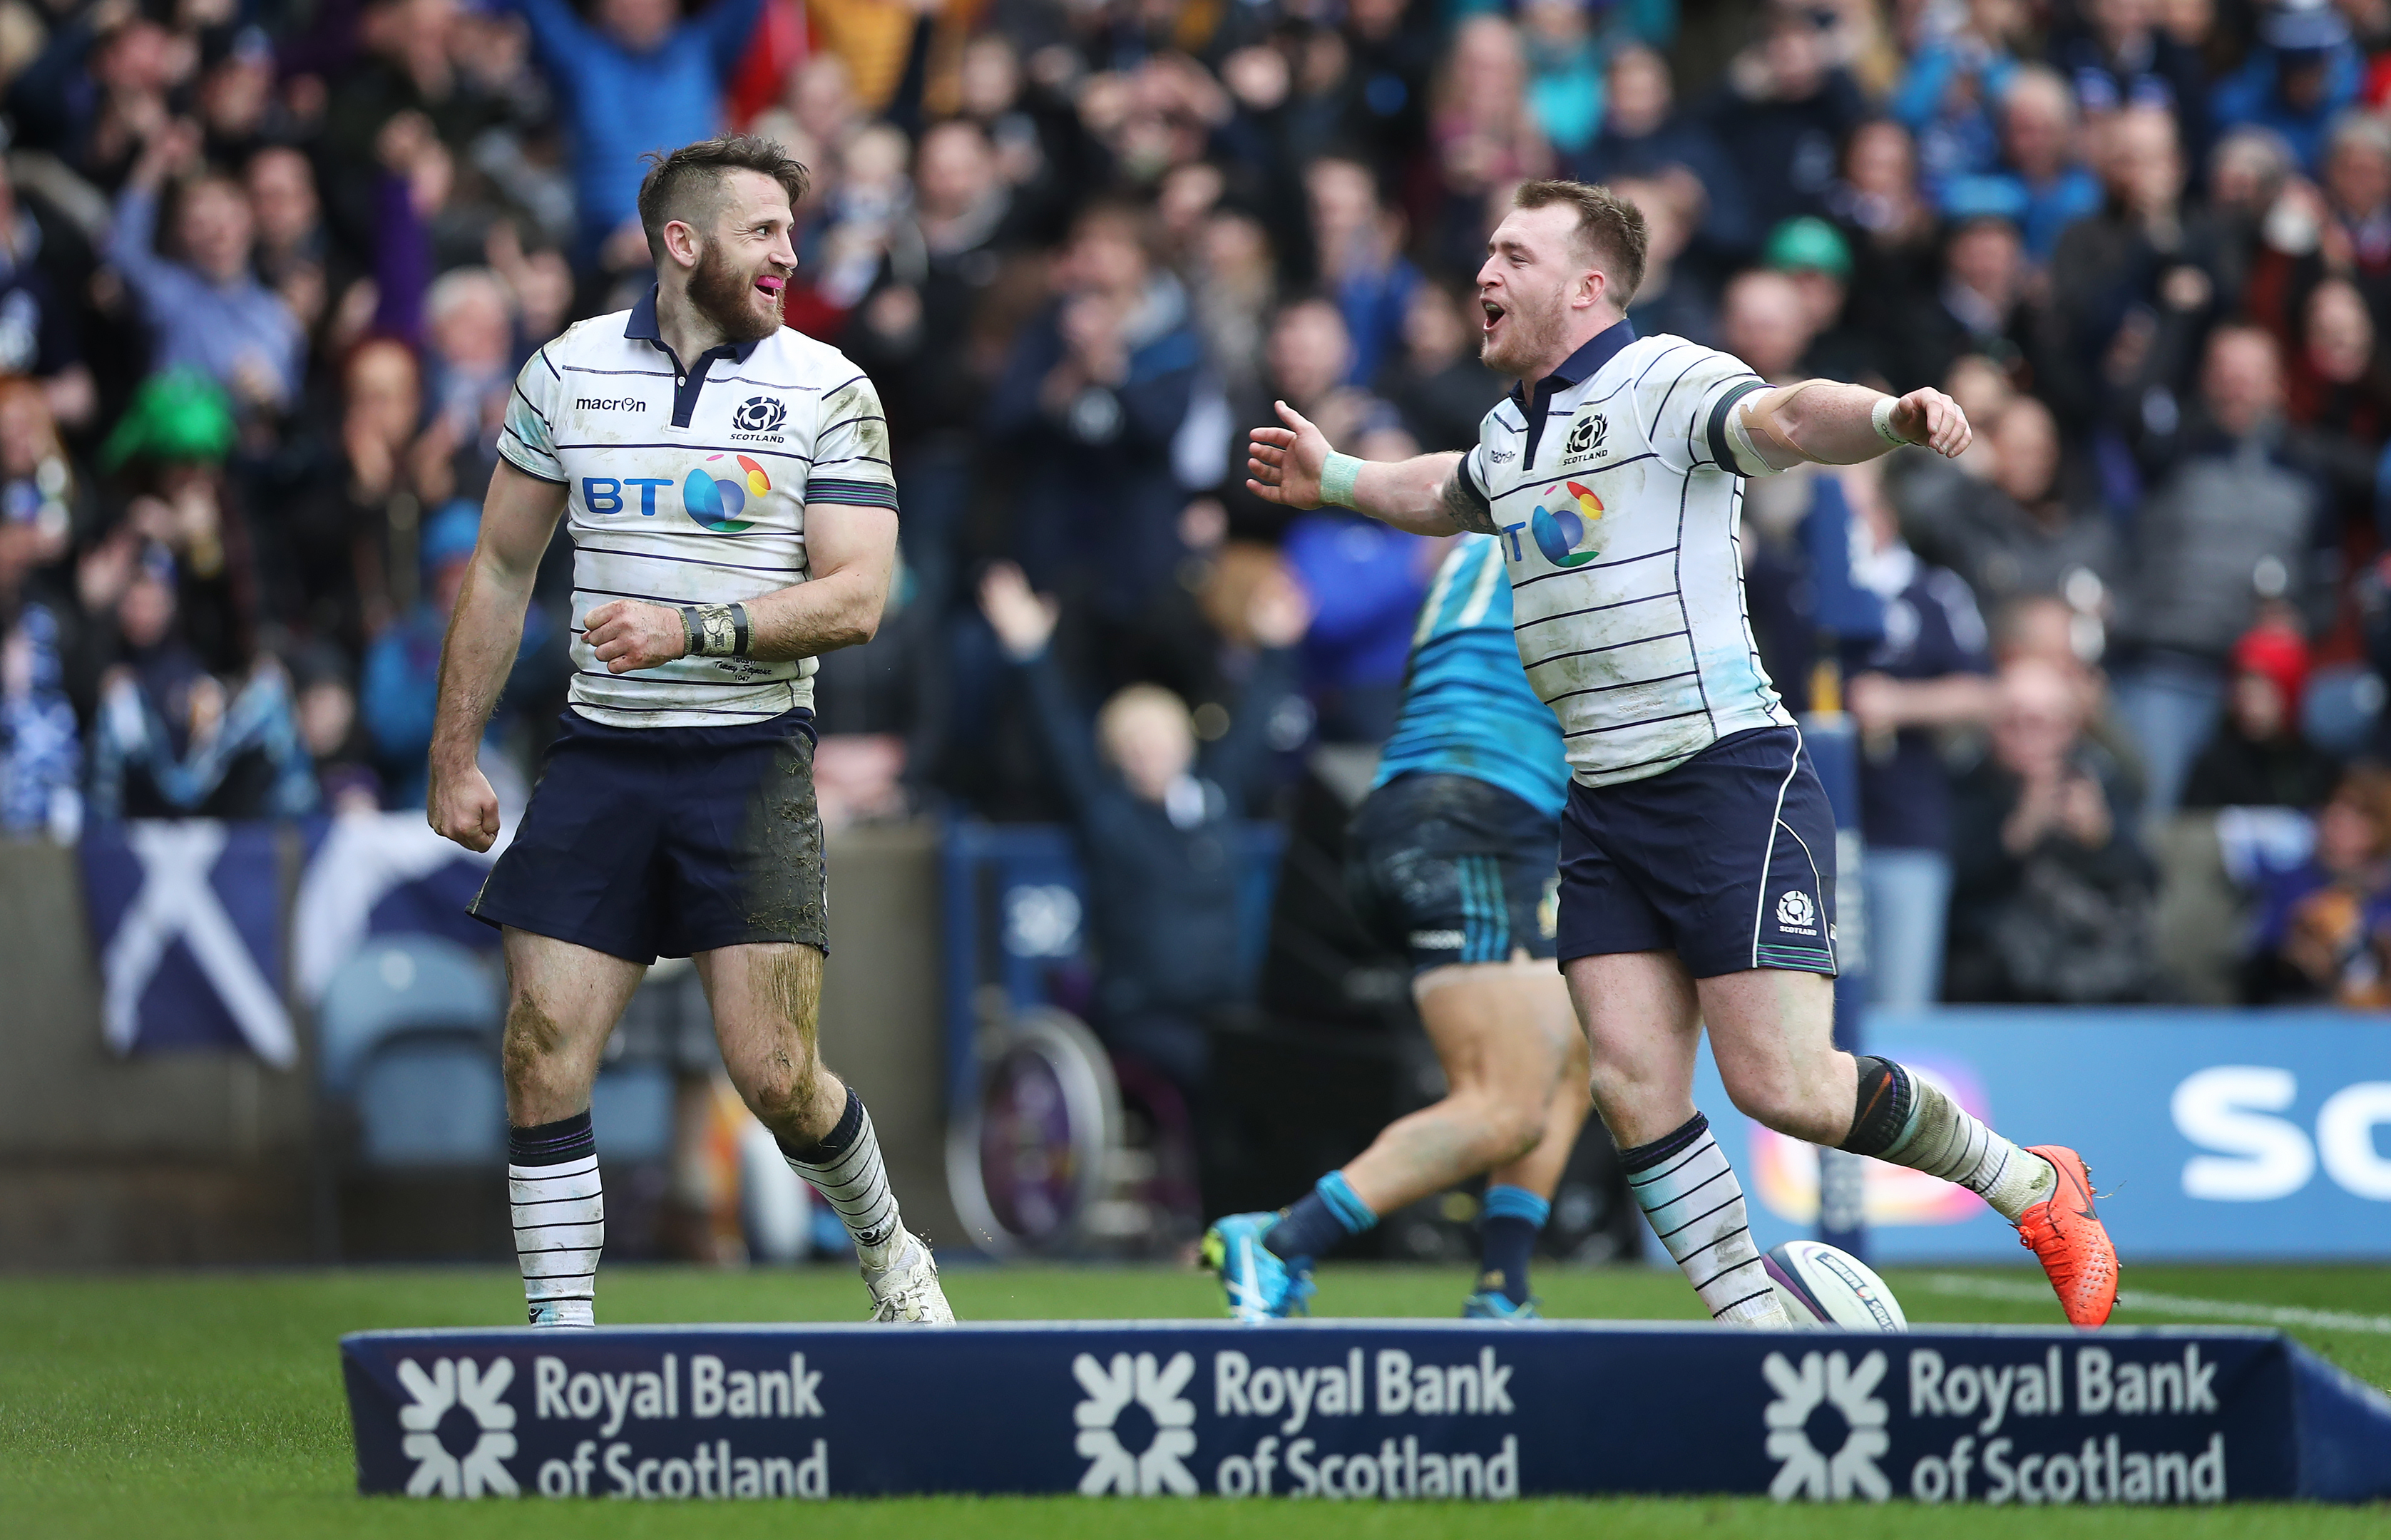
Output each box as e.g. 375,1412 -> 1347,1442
1871,396 -> 1908,446
1319,451 -> 1363,509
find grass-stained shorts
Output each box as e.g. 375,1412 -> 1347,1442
471,707 -> 827,964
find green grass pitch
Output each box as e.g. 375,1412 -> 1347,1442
5,1261 -> 2387,1538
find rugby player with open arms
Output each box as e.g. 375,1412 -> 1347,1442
428,135 -> 953,1325
1246,179 -> 2119,1328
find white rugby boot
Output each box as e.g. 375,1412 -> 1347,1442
861,1228 -> 956,1323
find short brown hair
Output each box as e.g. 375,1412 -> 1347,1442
637,135 -> 811,265
1512,179 -> 1649,306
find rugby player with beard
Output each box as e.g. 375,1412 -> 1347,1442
428,135 -> 953,1325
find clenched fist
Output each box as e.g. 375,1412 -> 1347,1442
584,599 -> 688,673
1885,388 -> 1971,458
428,758 -> 501,853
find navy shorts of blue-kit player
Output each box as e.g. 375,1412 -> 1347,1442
1347,771 -> 1562,974
470,708 -> 828,964
1556,725 -> 1838,978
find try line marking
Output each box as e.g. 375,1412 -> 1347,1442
1920,1273 -> 2391,1337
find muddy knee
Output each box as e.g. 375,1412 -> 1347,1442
501,995 -> 567,1087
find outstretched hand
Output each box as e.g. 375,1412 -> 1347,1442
979,561 -> 1060,660
1888,388 -> 1971,458
1245,399 -> 1329,509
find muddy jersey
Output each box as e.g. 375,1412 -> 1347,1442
498,288 -> 899,727
1458,319 -> 1791,789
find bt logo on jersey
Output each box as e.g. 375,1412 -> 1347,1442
1527,481 -> 1603,568
685,455 -> 772,533
580,454 -> 772,534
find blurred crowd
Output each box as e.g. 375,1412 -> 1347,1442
1,0 -> 2390,1012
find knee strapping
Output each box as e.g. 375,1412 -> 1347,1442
1840,1055 -> 1914,1156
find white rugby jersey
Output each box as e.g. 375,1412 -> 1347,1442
498,288 -> 898,728
1458,321 -> 1793,789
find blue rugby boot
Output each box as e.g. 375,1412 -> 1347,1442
1202,1213 -> 1315,1321
1462,1290 -> 1541,1320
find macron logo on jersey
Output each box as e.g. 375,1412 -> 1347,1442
575,396 -> 640,412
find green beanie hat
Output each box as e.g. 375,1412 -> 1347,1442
1763,217 -> 1854,281
101,369 -> 237,471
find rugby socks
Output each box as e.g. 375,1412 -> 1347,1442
509,1111 -> 602,1328
779,1086 -> 902,1266
1621,1114 -> 1791,1328
1841,1056 -> 2057,1223
1478,1185 -> 1548,1306
1264,1171 -> 1376,1262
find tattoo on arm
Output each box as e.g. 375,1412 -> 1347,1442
1439,468 -> 1497,534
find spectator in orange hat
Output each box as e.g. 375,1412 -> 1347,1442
2181,621 -> 2343,809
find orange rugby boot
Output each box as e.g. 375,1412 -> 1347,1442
2015,1144 -> 2118,1328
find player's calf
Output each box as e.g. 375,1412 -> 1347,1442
1838,1055 -> 2054,1220
1838,1056 -> 2116,1326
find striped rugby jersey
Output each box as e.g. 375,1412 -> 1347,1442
498,288 -> 899,727
1458,319 -> 1791,789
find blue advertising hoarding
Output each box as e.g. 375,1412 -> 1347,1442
341,1320 -> 2391,1503
1687,1011 -> 2391,1261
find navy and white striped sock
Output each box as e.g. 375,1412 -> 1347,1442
508,1111 -> 601,1328
1843,1057 -> 2055,1222
1621,1113 -> 1790,1328
1478,1185 -> 1549,1305
779,1087 -> 901,1264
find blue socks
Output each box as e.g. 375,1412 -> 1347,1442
1478,1185 -> 1549,1305
1264,1171 -> 1376,1262
1262,1173 -> 1550,1303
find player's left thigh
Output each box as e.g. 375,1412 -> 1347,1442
1696,966 -> 1855,1145
693,942 -> 846,1141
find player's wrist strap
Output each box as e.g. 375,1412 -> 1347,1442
1870,396 -> 1909,446
683,602 -> 750,657
1319,451 -> 1363,510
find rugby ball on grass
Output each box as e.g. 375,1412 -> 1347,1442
1763,1240 -> 1908,1331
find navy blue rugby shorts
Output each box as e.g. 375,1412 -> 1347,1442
1556,724 -> 1838,978
470,707 -> 827,964
1346,771 -> 1561,974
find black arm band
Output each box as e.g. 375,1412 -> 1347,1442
684,602 -> 752,657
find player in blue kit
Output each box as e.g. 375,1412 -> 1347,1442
1205,533 -> 1591,1320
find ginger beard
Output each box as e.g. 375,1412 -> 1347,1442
1478,270 -> 1571,379
688,239 -> 788,345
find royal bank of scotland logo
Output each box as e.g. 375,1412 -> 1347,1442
734,396 -> 787,434
398,1357 -> 518,1497
1763,1349 -> 1890,1502
1072,1351 -> 1198,1495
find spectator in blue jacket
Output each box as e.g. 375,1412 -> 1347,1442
1937,66 -> 2102,262
360,500 -> 552,808
2212,0 -> 2363,172
503,0 -> 766,265
979,559 -> 1309,1102
107,120 -> 303,411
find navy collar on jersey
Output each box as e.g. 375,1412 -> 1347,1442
625,285 -> 764,426
1512,317 -> 1636,464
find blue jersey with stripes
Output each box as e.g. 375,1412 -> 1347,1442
1370,534 -> 1570,817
